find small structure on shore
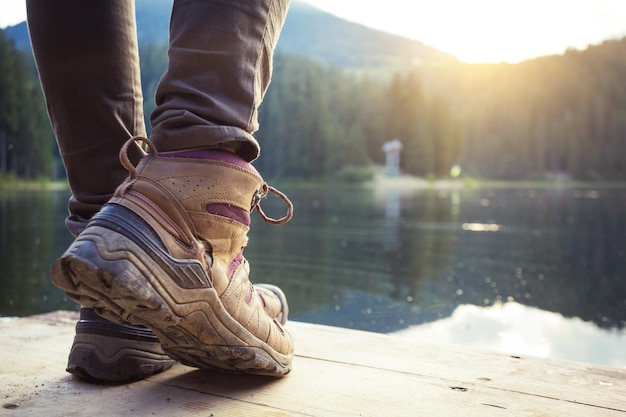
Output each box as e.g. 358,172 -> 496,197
381,139 -> 403,177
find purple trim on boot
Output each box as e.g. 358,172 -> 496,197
229,251 -> 245,278
160,149 -> 258,175
206,204 -> 250,226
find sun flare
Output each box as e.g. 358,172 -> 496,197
2,0 -> 626,64
301,0 -> 626,63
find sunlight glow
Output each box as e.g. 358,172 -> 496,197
394,302 -> 626,367
0,1 -> 26,28
450,164 -> 462,178
462,223 -> 501,232
301,0 -> 626,63
3,1 -> 626,63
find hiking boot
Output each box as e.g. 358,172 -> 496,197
51,137 -> 294,376
67,307 -> 175,382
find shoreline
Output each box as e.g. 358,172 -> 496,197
370,173 -> 626,190
3,175 -> 626,192
0,178 -> 68,192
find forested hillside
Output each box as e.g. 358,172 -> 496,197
0,30 -> 53,179
1,9 -> 625,182
257,36 -> 626,181
278,2 -> 457,72
423,38 -> 626,180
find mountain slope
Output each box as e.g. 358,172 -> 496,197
4,1 -> 455,72
279,2 -> 457,70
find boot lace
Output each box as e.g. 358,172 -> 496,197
253,183 -> 293,225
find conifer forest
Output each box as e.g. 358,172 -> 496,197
1,28 -> 625,182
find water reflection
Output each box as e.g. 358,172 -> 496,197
394,302 -> 626,368
246,183 -> 626,369
0,189 -> 76,316
1,183 -> 625,369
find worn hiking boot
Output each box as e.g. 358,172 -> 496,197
67,307 -> 175,382
51,137 -> 294,376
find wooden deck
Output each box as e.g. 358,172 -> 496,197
2,311 -> 624,416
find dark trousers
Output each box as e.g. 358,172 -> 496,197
26,0 -> 290,231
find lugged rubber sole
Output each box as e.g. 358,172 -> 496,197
50,205 -> 292,376
67,341 -> 175,382
66,308 -> 175,382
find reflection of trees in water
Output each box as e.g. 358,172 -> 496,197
382,188 -> 461,317
248,186 -> 392,316
0,190 -> 74,316
248,186 -> 626,331
451,188 -> 626,330
3,186 -> 624,332
248,185 -> 465,326
520,189 -> 626,329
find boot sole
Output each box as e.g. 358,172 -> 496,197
67,335 -> 175,382
51,205 -> 292,376
67,310 -> 175,382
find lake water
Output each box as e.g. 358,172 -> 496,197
1,182 -> 625,368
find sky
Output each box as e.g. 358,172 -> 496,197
2,0 -> 626,63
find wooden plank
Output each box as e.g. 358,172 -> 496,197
291,322 -> 626,412
1,311 -> 624,417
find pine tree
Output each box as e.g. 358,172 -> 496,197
0,30 -> 19,176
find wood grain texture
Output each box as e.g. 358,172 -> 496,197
1,311 -> 624,416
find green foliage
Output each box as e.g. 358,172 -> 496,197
255,53 -> 385,180
423,38 -> 626,180
128,13 -> 462,183
3,20 -> 626,182
333,165 -> 377,183
0,30 -> 54,179
384,71 -> 463,178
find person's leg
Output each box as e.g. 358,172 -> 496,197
49,0 -> 294,376
26,0 -> 146,233
150,0 -> 287,161
26,0 -> 174,382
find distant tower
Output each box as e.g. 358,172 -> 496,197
381,139 -> 403,177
